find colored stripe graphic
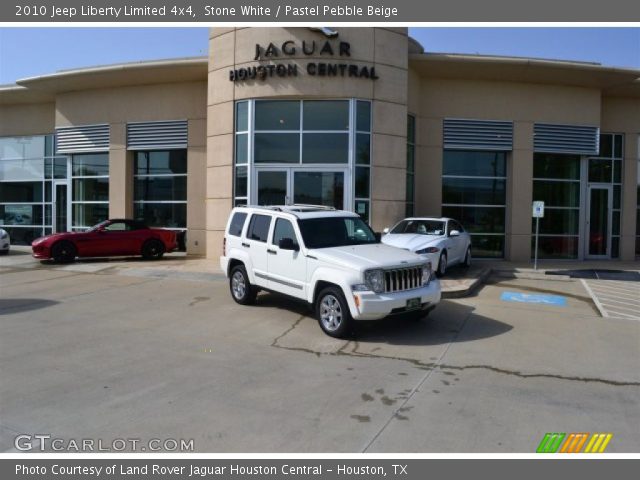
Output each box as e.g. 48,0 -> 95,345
538,433 -> 613,453
536,433 -> 565,453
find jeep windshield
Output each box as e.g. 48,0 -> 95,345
298,217 -> 378,249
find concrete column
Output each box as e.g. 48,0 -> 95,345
108,122 -> 132,219
187,118 -> 207,256
415,117 -> 443,217
620,132 -> 638,260
508,121 -> 534,262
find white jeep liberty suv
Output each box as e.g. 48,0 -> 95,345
220,205 -> 441,338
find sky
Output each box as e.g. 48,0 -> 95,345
1,27 -> 639,84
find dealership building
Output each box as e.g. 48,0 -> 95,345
1,27 -> 639,261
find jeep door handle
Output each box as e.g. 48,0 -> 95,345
267,249 -> 277,255
242,242 -> 250,248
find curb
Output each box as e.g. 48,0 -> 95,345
441,267 -> 492,298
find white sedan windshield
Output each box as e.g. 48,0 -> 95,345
391,220 -> 445,236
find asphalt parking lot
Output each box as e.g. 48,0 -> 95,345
1,251 -> 639,452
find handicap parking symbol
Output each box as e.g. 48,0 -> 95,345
500,291 -> 567,306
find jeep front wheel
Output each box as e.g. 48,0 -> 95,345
316,287 -> 352,338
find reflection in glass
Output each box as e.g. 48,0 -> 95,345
134,177 -> 186,202
442,206 -> 505,234
357,101 -> 371,132
533,181 -> 580,208
236,101 -> 249,132
302,133 -> 348,163
72,153 -> 109,176
72,203 -> 108,228
535,208 -> 580,235
134,151 -> 186,175
589,188 -> 609,256
444,151 -> 506,177
74,178 -> 110,202
258,171 -> 287,205
254,134 -> 299,163
0,182 -> 43,202
534,236 -> 578,259
255,101 -> 300,130
356,134 -> 370,165
0,204 -> 42,225
533,153 -> 580,180
293,172 -> 344,209
303,101 -> 349,130
133,203 -> 186,228
442,178 -> 506,206
355,167 -> 370,198
235,166 -> 248,198
588,159 -> 612,183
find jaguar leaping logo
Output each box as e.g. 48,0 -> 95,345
309,27 -> 338,38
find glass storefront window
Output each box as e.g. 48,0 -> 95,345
133,203 -> 186,229
533,153 -> 581,180
234,99 -> 372,222
303,101 -> 349,130
0,136 -> 45,160
532,153 -> 583,259
443,150 -> 507,177
302,133 -> 349,163
255,101 -> 300,130
587,133 -> 624,257
133,150 -> 187,230
72,153 -> 109,176
442,150 -> 507,257
71,153 -> 109,229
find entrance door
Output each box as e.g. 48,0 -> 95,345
53,181 -> 69,233
585,185 -> 612,258
254,167 -> 347,209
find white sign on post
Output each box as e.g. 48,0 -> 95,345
532,201 -> 545,218
532,200 -> 545,270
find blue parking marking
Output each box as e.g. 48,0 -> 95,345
500,291 -> 567,306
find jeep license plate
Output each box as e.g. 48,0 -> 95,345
406,298 -> 421,311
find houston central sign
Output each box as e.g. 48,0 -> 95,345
228,34 -> 379,82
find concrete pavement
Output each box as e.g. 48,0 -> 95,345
1,252 -> 639,453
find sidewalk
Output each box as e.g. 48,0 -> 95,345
3,246 -> 637,297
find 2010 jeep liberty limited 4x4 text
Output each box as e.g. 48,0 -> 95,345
220,205 -> 441,338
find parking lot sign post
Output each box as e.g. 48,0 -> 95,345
532,201 -> 544,270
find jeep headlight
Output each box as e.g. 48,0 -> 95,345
364,269 -> 385,294
422,262 -> 432,285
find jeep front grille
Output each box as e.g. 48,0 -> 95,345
384,267 -> 423,293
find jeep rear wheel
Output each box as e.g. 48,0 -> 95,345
229,265 -> 257,305
316,287 -> 352,338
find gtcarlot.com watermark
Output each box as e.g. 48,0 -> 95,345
15,434 -> 194,452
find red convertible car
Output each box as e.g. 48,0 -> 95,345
32,219 -> 178,263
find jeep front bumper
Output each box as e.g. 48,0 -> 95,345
349,279 -> 441,320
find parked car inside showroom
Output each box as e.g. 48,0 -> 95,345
382,217 -> 472,277
0,228 -> 10,255
31,219 -> 178,263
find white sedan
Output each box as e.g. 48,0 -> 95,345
0,228 -> 10,255
382,217 -> 472,277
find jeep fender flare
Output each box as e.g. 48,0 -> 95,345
225,249 -> 256,283
308,266 -> 360,318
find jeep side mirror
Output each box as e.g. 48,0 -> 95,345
279,237 -> 299,251
449,230 -> 460,237
383,227 -> 390,234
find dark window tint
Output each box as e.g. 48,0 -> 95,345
134,150 -> 187,175
0,182 -> 42,202
443,151 -> 506,177
72,153 -> 109,176
533,153 -> 581,180
229,212 -> 248,237
247,214 -> 272,242
255,101 -> 300,130
303,100 -> 349,130
272,218 -> 298,247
